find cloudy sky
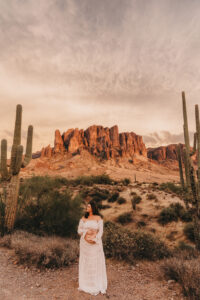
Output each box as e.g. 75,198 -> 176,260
0,0 -> 199,154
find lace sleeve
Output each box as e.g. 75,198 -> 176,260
93,219 -> 103,244
77,219 -> 87,238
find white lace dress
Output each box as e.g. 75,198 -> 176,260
77,218 -> 107,296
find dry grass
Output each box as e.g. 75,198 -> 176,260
0,230 -> 79,269
161,254 -> 200,299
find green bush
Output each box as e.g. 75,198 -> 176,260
108,192 -> 119,203
183,223 -> 195,242
15,189 -> 84,237
121,178 -> 131,186
158,207 -> 179,225
131,195 -> 142,210
0,230 -> 79,269
116,212 -> 132,224
161,256 -> 200,299
158,202 -> 192,225
103,221 -> 170,263
146,193 -> 157,200
159,182 -> 183,195
137,221 -> 146,228
0,197 -> 6,236
117,197 -> 127,204
98,204 -> 111,210
72,173 -> 113,186
180,209 -> 193,222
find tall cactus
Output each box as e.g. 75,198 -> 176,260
176,143 -> 184,189
179,92 -> 200,250
0,104 -> 33,233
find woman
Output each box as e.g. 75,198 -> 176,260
77,199 -> 107,296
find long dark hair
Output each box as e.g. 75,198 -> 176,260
84,200 -> 100,218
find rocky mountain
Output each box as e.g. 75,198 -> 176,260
147,143 -> 197,163
37,125 -> 147,160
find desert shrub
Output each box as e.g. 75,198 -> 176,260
146,193 -> 157,200
176,241 -> 196,252
131,195 -> 142,210
0,197 -> 6,236
161,256 -> 200,299
159,182 -> 183,195
117,197 -> 127,204
70,174 -> 113,186
108,192 -> 119,203
130,191 -> 137,196
183,223 -> 195,242
15,189 -> 83,237
180,209 -> 193,222
19,175 -> 69,201
121,178 -> 131,186
158,202 -> 192,226
98,204 -> 111,210
116,212 -> 132,224
128,159 -> 133,164
137,221 -> 146,228
103,221 -> 170,263
89,189 -> 109,202
158,207 -> 179,225
0,230 -> 79,268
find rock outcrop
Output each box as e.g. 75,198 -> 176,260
39,125 -> 147,160
147,143 -> 197,163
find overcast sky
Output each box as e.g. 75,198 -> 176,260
0,0 -> 199,154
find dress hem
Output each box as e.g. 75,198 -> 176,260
77,287 -> 107,296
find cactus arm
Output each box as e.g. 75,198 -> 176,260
0,139 -> 9,180
176,143 -> 185,188
22,125 -> 33,168
195,104 -> 200,214
190,132 -> 197,156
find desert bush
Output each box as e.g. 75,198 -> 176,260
103,221 -> 170,263
121,178 -> 131,186
98,204 -> 111,210
180,209 -> 193,222
89,188 -> 109,202
130,191 -> 137,196
15,189 -> 83,237
159,182 -> 183,195
146,193 -> 157,200
0,230 -> 79,268
116,212 -> 132,224
117,197 -> 127,204
131,195 -> 142,210
158,202 -> 192,226
184,223 -> 195,243
0,197 -> 5,237
137,221 -> 146,228
158,207 -> 179,225
71,173 -> 113,186
161,256 -> 200,299
108,192 -> 119,203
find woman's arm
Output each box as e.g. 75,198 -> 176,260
93,219 -> 103,244
77,219 -> 87,238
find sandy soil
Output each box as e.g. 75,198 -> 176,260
0,247 -> 186,300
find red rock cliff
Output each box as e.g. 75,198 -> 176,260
39,125 -> 147,160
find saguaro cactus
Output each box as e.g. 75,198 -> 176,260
0,104 -> 33,233
176,143 -> 185,189
178,92 -> 200,249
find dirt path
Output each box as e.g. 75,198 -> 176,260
0,247 -> 186,300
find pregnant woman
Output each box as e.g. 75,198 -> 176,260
77,199 -> 107,296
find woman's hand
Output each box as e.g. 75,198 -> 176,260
84,229 -> 97,244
